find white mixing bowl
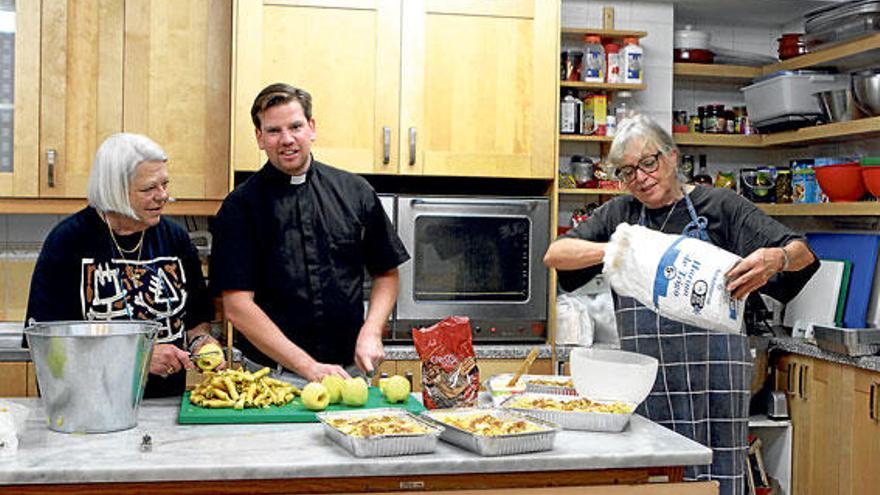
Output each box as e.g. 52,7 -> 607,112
570,347 -> 658,405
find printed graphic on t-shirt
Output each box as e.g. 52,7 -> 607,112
80,256 -> 188,343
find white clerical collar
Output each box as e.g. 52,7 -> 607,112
289,173 -> 307,185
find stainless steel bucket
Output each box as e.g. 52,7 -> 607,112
24,321 -> 159,433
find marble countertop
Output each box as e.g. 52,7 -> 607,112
0,397 -> 711,486
769,336 -> 880,373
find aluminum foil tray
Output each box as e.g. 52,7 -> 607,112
316,408 -> 443,458
421,407 -> 559,456
524,376 -> 577,396
500,393 -> 634,433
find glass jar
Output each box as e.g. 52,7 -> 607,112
775,168 -> 792,203
571,156 -> 595,188
680,154 -> 695,183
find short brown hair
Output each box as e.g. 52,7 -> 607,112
250,83 -> 313,129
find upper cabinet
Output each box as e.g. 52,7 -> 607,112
0,0 -> 230,201
232,0 -> 558,179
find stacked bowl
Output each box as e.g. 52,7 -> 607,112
861,157 -> 880,199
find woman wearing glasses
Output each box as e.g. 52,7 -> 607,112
25,133 -> 224,398
544,115 -> 818,495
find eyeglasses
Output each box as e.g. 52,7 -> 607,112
615,151 -> 663,183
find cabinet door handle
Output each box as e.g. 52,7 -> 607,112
408,127 -> 417,166
786,363 -> 794,395
798,365 -> 806,400
870,383 -> 876,421
46,149 -> 56,188
382,126 -> 391,165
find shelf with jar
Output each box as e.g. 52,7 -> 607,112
674,116 -> 880,148
673,33 -> 880,149
673,34 -> 880,81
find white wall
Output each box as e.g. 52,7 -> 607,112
559,0 -> 675,226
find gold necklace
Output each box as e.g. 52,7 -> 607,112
657,201 -> 678,233
106,222 -> 145,261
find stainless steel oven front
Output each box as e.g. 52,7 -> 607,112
393,196 -> 550,342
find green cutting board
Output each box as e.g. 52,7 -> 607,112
178,386 -> 425,424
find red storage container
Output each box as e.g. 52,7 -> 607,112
814,162 -> 865,202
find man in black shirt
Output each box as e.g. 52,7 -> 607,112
210,83 -> 410,385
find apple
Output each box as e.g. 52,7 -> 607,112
378,377 -> 390,395
194,342 -> 224,371
341,377 -> 369,406
301,382 -> 330,411
382,375 -> 411,403
321,375 -> 345,404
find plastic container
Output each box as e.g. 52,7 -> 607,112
24,321 -> 159,433
569,347 -> 658,405
622,37 -> 643,84
741,71 -> 847,125
605,43 -> 622,83
582,35 -> 605,83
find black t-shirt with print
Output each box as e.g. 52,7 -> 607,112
209,159 -> 410,369
25,207 -> 214,398
558,185 -> 820,304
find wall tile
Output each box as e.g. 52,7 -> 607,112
7,215 -> 58,246
630,2 -> 673,26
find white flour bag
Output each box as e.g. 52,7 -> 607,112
602,223 -> 745,333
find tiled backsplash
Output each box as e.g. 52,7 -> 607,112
0,214 -> 208,322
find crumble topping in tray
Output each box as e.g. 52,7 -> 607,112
325,414 -> 430,437
507,396 -> 633,414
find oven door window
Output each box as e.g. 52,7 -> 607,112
413,216 -> 529,302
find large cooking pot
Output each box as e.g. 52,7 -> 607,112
24,321 -> 159,433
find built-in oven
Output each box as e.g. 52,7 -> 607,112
393,196 -> 550,342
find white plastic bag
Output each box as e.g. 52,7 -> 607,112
0,400 -> 30,456
556,294 -> 594,346
602,223 -> 745,334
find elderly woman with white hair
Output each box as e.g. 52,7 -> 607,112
25,133 -> 223,398
544,115 -> 818,495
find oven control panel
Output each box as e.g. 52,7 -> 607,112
393,319 -> 546,342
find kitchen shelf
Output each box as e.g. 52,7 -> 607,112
559,134 -> 614,143
762,33 -> 880,74
673,62 -> 761,82
561,81 -> 646,91
674,133 -> 763,148
559,188 -> 626,196
672,117 -> 880,148
673,34 -> 880,83
757,202 -> 880,216
762,116 -> 880,146
561,28 -> 647,39
0,198 -> 223,216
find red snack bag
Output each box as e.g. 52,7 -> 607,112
412,316 -> 480,409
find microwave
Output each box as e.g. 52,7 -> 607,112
392,196 -> 550,342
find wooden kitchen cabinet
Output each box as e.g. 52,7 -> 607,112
775,354 -> 842,495
838,366 -> 880,495
0,362 -> 28,397
0,0 -> 230,200
776,354 -> 880,495
232,0 -> 557,179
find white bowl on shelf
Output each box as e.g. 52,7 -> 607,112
569,347 -> 658,405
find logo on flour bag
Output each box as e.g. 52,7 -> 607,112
652,237 -> 714,315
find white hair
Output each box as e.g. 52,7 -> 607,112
87,133 -> 167,219
607,114 -> 678,170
